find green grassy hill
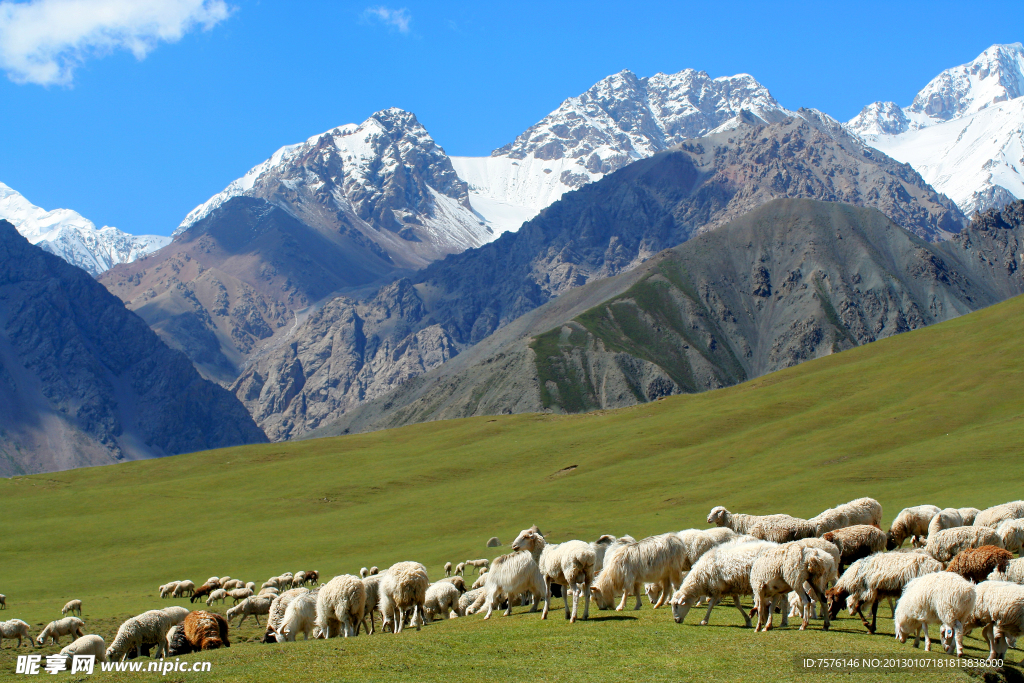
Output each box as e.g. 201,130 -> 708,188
3,292 -> 1024,681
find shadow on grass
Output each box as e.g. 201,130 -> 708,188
588,615 -> 639,622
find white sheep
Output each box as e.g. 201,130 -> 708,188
262,578 -> 280,591
161,606 -> 189,626
423,581 -> 462,622
226,595 -> 273,627
220,579 -> 243,591
750,543 -> 836,631
591,535 -> 617,573
454,562 -> 465,577
593,533 -> 684,611
159,582 -> 178,599
458,588 -> 485,616
105,610 -> 173,661
361,575 -> 382,635
292,572 -> 306,586
0,594 -> 6,609
923,526 -> 1004,563
206,589 -> 228,606
888,505 -> 941,548
976,501 -> 1024,529
959,507 -> 982,526
990,558 -> 1024,584
270,591 -> 317,642
997,519 -> 1024,555
928,508 -> 970,539
36,616 -> 84,646
360,567 -> 369,579
444,562 -> 453,578
206,576 -> 220,585
258,587 -> 279,597
465,559 -> 490,574
263,588 -> 309,642
478,546 -> 545,621
0,619 -> 30,648
58,634 -> 107,665
894,571 -> 976,657
379,563 -> 428,632
962,580 -> 1024,660
227,588 -> 254,604
368,567 -> 379,576
316,574 -> 366,638
809,497 -> 883,535
61,599 -> 82,617
171,580 -> 195,598
670,538 -> 776,626
510,526 -> 595,623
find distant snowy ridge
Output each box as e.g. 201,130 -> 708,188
847,43 -> 1024,215
0,182 -> 169,277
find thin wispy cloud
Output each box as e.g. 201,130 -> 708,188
0,0 -> 233,86
363,6 -> 411,34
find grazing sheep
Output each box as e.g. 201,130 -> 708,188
171,580 -> 195,598
990,558 -> 1024,584
454,562 -> 465,577
962,580 -> 1024,661
261,588 -> 309,643
379,563 -> 428,632
304,570 -> 319,586
928,508 -> 970,539
261,578 -> 281,591
751,543 -> 836,631
159,582 -> 179,599
810,497 -> 883,535
997,519 -> 1024,555
794,536 -> 842,618
487,537 -> 501,547
465,559 -> 491,574
471,573 -> 488,591
827,552 -> 944,634
887,505 -> 941,549
360,567 -> 369,579
894,571 -> 976,657
58,634 -> 107,664
245,581 -> 256,593
976,501 -> 1024,529
205,577 -> 220,585
226,595 -> 273,627
206,589 -> 228,606
105,611 -> 171,661
167,610 -> 229,656
0,594 -> 5,609
707,506 -> 761,534
959,508 -> 982,526
444,562 -> 452,577
593,533 -> 685,612
292,572 -> 306,587
748,515 -> 817,543
0,619 -> 30,648
316,575 -> 366,638
511,525 -> 595,622
591,535 -> 617,573
37,616 -> 85,646
478,545 -> 545,621
269,591 -> 317,642
822,525 -> 887,574
227,588 -> 254,604
424,581 -> 463,622
946,546 -> 1013,584
258,587 -> 279,597
670,539 -> 776,626
190,581 -> 220,604
220,579 -> 243,591
924,526 -> 1004,564
61,599 -> 82,617
361,575 -> 382,635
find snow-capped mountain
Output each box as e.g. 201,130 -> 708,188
176,108 -> 491,270
0,182 -> 169,277
847,43 -> 1024,215
452,68 -> 794,233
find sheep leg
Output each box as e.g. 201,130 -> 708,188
615,587 -> 629,612
755,596 -> 769,632
541,579 -> 551,620
700,596 -> 720,625
652,580 -> 670,609
582,583 -> 591,621
954,620 -> 964,657
633,583 -> 643,610
869,600 -> 880,635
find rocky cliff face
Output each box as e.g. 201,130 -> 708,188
232,115 -> 966,441
0,220 -> 266,476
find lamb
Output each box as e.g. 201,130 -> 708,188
809,497 -> 883,535
58,634 -> 107,665
315,574 -> 366,638
826,552 -> 944,634
361,575 -> 382,635
424,581 -> 463,622
0,619 -> 30,648
171,580 -> 195,598
670,539 -> 776,627
206,589 -> 228,606
36,616 -> 85,646
923,526 -> 1004,564
592,533 -> 685,612
226,595 -> 273,627
511,525 -> 595,622
750,543 -> 836,631
822,525 -> 887,574
379,563 -> 428,632
220,579 -> 243,591
61,599 -> 82,617
946,546 -> 1013,584
465,559 -> 490,574
894,571 -> 976,657
887,505 -> 941,549
105,611 -> 171,661
159,582 -> 179,599
997,519 -> 1024,555
227,588 -> 254,604
961,580 -> 1024,660
261,588 -> 309,643
190,581 -> 220,603
444,562 -> 452,578
269,591 -> 317,642
454,562 -> 465,577
166,610 -> 229,656
975,501 -> 1024,529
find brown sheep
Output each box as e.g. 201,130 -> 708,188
946,546 -> 1013,583
822,525 -> 888,574
189,582 -> 219,604
303,571 -> 319,586
167,611 -> 230,655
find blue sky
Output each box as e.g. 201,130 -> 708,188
0,0 -> 1020,236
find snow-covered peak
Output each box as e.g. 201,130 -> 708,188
907,42 -> 1024,124
847,101 -> 910,137
0,182 -> 169,277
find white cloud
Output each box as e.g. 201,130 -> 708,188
363,6 -> 410,34
0,0 -> 233,86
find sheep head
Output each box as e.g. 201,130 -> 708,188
511,527 -> 545,554
707,507 -> 729,526
824,587 -> 849,620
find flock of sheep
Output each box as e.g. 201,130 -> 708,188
5,498 -> 1024,665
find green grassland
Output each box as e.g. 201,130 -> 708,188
3,293 -> 1024,681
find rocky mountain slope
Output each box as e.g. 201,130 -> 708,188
0,220 -> 266,476
233,114 -> 965,441
452,68 -> 793,233
307,198 -> 1024,436
847,43 -> 1024,215
0,181 -> 169,277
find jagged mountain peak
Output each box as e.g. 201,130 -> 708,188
908,42 -> 1024,124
